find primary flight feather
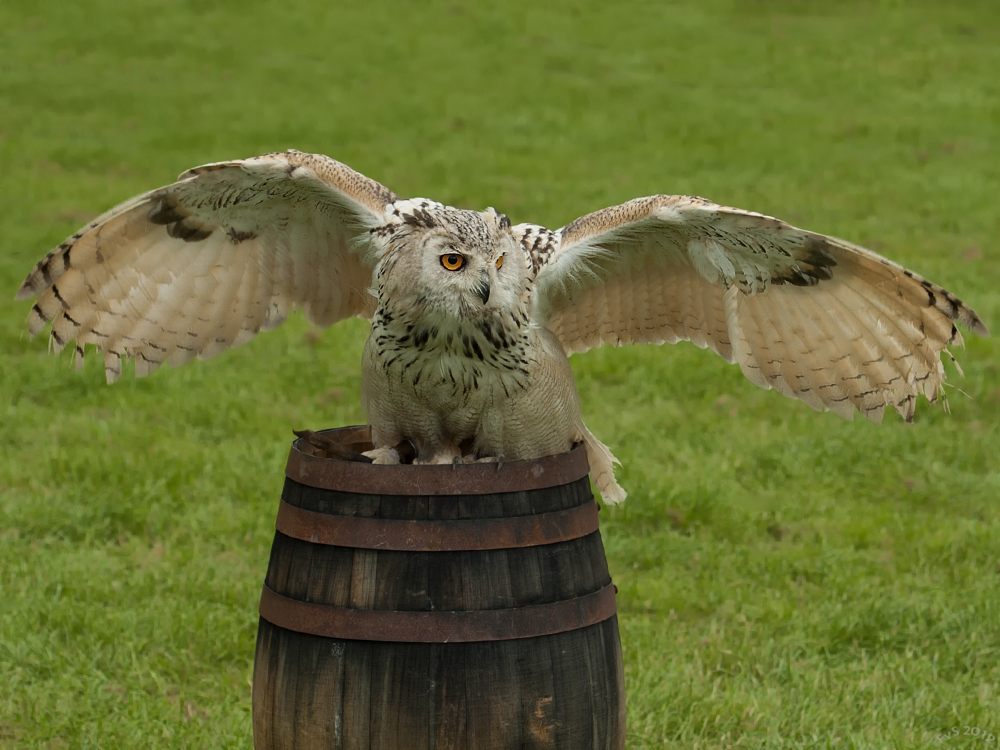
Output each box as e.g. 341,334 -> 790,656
18,150 -> 989,503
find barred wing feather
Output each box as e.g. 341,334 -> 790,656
17,151 -> 398,383
530,195 -> 989,422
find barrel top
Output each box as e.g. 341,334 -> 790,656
286,426 -> 591,495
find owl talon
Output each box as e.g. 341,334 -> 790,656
496,456 -> 504,472
361,446 -> 401,465
452,456 -> 460,470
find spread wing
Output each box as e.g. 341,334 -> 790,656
524,195 -> 989,422
17,150 -> 398,382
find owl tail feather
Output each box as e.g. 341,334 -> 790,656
579,425 -> 627,505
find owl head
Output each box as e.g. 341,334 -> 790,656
370,199 -> 526,321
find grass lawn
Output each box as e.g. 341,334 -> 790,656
2,0 -> 999,747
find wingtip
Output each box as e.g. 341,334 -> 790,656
14,281 -> 36,301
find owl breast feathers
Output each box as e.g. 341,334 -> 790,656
17,150 -> 989,503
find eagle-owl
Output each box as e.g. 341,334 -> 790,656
17,150 -> 989,503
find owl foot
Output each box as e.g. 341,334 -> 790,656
361,446 -> 401,465
461,454 -> 504,471
414,452 -> 463,466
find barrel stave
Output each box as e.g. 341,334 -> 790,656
280,476 -> 592,519
430,642 -> 467,749
464,639 -> 525,746
254,621 -> 624,749
266,533 -> 610,614
342,638 -> 374,746
370,641 -> 434,749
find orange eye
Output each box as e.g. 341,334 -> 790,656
440,254 -> 465,271
496,255 -> 504,270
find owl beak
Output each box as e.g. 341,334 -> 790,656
476,274 -> 491,305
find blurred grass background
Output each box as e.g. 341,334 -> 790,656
1,0 -> 998,747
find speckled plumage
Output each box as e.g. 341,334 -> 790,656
17,150 -> 990,503
360,200 -> 585,470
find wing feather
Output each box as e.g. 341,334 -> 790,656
530,195 -> 988,422
18,151 -> 398,382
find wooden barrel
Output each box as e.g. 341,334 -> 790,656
253,426 -> 626,750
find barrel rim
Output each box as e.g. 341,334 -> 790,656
286,425 -> 591,495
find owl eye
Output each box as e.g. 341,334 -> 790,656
440,254 -> 465,271
496,255 -> 504,270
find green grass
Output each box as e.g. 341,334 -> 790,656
2,0 -> 999,747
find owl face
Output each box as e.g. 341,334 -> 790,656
373,200 -> 525,321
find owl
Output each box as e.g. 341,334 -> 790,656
17,150 -> 989,503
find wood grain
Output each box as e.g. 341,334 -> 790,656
253,463 -> 626,749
